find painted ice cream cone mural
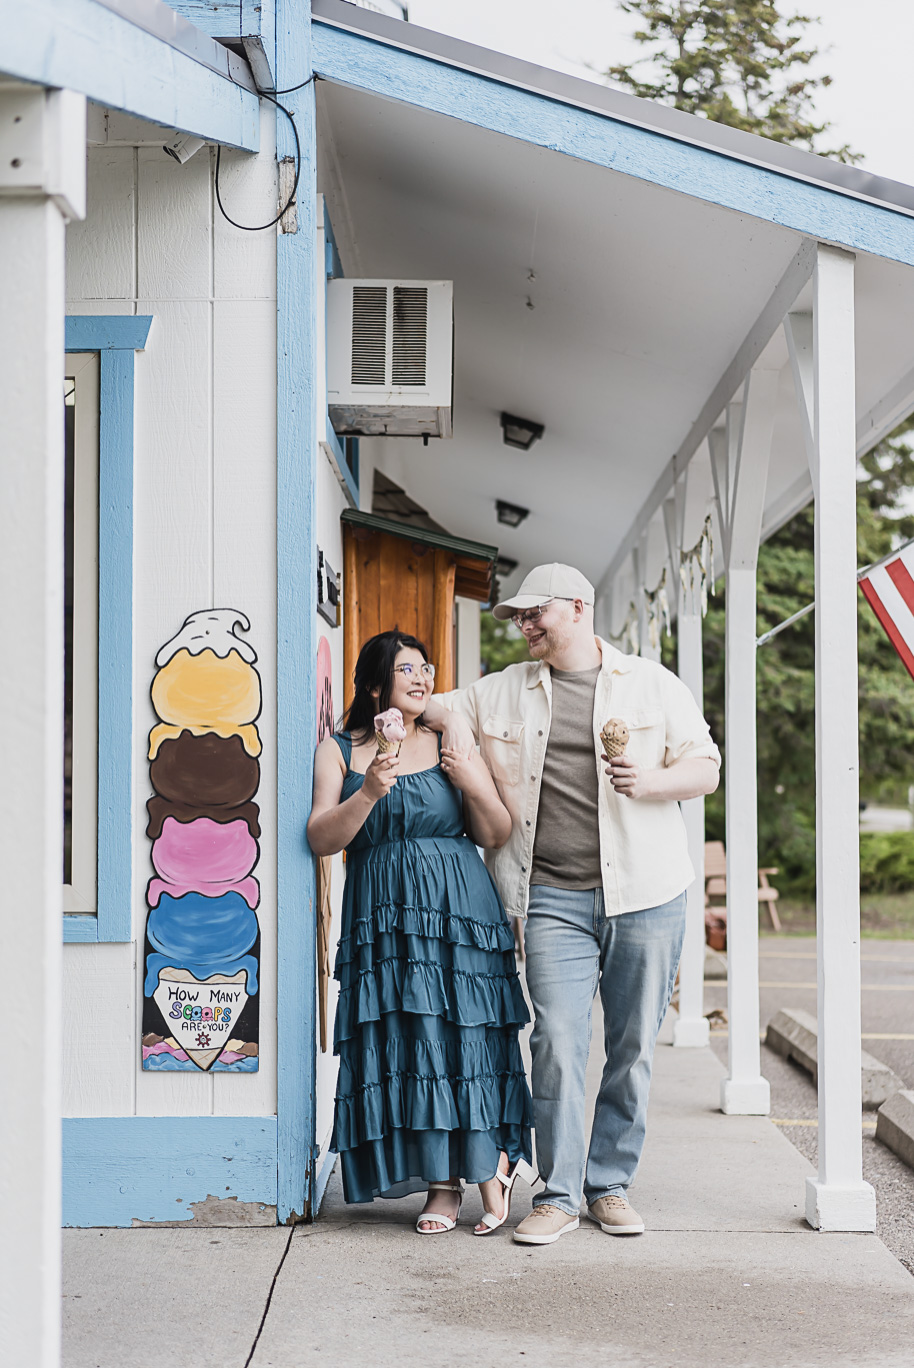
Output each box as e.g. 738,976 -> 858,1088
142,610 -> 261,1072
374,707 -> 406,756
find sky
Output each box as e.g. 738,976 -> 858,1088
406,0 -> 914,187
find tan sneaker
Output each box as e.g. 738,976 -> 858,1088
513,1203 -> 580,1245
587,1195 -> 645,1235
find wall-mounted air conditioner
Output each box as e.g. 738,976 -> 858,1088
326,279 -> 453,439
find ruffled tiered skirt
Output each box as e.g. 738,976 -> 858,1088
331,834 -> 533,1203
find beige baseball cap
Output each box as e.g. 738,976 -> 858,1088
492,563 -> 595,620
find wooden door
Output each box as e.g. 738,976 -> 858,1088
343,525 -> 457,708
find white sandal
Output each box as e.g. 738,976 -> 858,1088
416,1181 -> 464,1234
473,1158 -> 538,1236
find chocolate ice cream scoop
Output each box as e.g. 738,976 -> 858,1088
149,730 -> 260,807
146,796 -> 261,841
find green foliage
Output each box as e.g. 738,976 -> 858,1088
607,0 -> 859,160
480,612 -> 531,674
858,832 -> 914,896
697,419 -> 914,893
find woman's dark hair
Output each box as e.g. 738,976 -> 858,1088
341,629 -> 430,742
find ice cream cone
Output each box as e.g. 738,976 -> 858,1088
600,718 -> 630,759
373,707 -> 407,757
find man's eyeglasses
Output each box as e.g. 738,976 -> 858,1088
393,662 -> 436,679
511,598 -> 573,630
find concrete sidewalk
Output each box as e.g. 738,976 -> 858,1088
63,1016 -> 914,1368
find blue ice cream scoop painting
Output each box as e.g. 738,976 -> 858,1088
141,611 -> 262,1072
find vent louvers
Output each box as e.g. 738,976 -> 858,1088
351,286 -> 388,385
392,286 -> 428,386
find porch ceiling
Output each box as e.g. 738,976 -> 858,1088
317,78 -> 914,597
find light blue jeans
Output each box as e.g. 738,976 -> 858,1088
524,885 -> 687,1216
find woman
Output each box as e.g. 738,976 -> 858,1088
308,631 -> 534,1234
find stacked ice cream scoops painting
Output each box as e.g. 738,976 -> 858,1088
142,610 -> 261,1073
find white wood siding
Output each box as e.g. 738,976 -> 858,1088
64,106 -> 278,1119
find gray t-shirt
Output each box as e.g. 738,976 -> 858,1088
530,664 -> 602,890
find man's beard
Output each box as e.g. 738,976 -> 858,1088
527,619 -> 573,661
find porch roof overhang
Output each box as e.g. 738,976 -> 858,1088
0,0 -> 260,150
312,0 -> 914,609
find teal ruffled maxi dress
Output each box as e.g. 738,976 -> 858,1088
330,732 -> 533,1203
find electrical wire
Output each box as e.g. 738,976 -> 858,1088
213,76 -> 314,232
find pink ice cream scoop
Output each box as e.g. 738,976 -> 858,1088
374,708 -> 407,754
147,816 -> 260,909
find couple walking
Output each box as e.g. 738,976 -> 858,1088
308,564 -> 720,1243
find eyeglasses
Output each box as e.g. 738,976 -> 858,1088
393,662 -> 436,679
511,598 -> 573,630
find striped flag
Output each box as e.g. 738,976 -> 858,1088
859,541 -> 914,680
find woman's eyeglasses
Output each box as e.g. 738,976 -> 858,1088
393,662 -> 436,679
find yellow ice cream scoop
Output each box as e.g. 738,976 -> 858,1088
151,647 -> 260,733
600,718 -> 630,759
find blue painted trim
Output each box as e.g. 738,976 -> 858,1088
63,914 -> 100,943
96,349 -> 135,942
66,317 -> 147,944
311,22 -> 914,271
63,1117 -> 278,1227
313,1149 -> 337,1215
275,1 -> 318,1223
324,417 -> 360,506
5,0 -> 259,151
65,316 -> 152,352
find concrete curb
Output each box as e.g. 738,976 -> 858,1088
875,1089 -> 914,1169
765,1008 -> 905,1107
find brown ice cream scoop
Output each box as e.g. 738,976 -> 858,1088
146,796 -> 261,841
149,730 -> 260,807
600,718 -> 630,759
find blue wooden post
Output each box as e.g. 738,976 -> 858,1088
275,3 -> 318,1222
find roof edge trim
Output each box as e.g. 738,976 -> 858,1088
311,0 -> 914,221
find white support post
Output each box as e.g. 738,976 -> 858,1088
805,246 -> 876,1231
663,492 -> 710,1047
0,85 -> 86,1368
675,614 -> 710,1047
720,368 -> 777,1115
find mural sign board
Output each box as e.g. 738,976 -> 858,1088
142,610 -> 262,1072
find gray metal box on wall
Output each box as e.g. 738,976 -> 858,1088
326,279 -> 453,438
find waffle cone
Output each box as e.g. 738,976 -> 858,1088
375,733 -> 401,757
600,718 -> 629,759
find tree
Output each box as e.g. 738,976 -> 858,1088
698,420 -> 914,892
480,612 -> 530,674
606,0 -> 859,161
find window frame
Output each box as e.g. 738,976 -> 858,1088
64,352 -> 100,914
63,315 -> 152,944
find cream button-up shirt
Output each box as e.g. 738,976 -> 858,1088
439,637 -> 721,918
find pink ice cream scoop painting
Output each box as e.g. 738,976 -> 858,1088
147,816 -> 260,909
374,708 -> 406,755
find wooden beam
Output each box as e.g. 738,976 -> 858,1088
599,240 -> 816,591
785,312 -> 816,480
0,0 -> 260,150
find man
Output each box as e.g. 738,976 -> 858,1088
426,563 -> 720,1245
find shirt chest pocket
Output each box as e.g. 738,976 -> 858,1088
618,709 -> 665,767
481,716 -> 525,787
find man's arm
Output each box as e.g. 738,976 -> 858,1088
423,691 -> 478,757
606,754 -> 719,802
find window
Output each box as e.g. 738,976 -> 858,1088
63,353 -> 99,914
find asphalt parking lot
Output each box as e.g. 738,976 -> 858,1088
705,936 -> 914,1276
